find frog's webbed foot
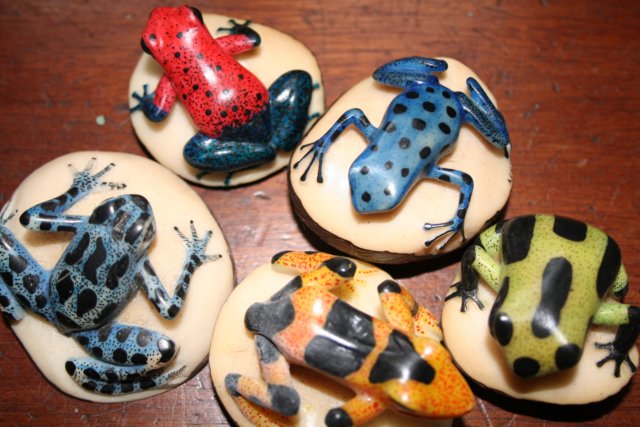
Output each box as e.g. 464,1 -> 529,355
595,341 -> 637,377
139,221 -> 220,319
0,209 -> 17,226
292,137 -> 330,183
423,166 -> 473,251
445,280 -> 485,312
68,324 -> 184,394
68,157 -> 126,194
225,335 -> 300,420
424,220 -> 465,251
130,84 -> 167,121
595,321 -> 640,377
174,220 -> 221,266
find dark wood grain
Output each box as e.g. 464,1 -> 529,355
1,0 -> 639,425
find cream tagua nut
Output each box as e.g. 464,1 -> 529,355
210,251 -> 472,426
129,11 -> 324,187
0,151 -> 234,402
289,57 -> 511,264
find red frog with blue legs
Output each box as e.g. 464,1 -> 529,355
131,6 -> 313,174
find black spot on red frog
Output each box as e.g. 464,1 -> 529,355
130,6 -> 315,175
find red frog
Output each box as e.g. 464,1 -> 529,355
131,6 -> 313,173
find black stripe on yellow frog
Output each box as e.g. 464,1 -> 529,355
447,214 -> 640,379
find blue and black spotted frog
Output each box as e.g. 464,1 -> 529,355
447,214 -> 640,378
294,57 -> 510,249
0,159 -> 219,394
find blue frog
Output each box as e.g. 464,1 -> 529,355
0,159 -> 219,394
294,57 -> 510,249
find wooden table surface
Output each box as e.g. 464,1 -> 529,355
1,0 -> 640,425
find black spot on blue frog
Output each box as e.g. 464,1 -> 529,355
0,159 -> 220,395
294,57 -> 511,249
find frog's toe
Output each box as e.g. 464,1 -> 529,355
595,341 -> 637,377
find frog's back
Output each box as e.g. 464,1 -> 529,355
494,214 -> 623,376
49,225 -> 140,334
349,82 -> 463,212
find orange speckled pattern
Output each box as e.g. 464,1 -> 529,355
227,251 -> 474,424
271,250 -> 335,274
231,394 -> 289,427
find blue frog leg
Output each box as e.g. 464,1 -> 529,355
67,323 -> 184,394
19,158 -> 125,233
136,221 -> 219,319
423,166 -> 474,249
294,108 -> 377,183
372,57 -> 447,89
457,78 -> 511,157
268,70 -> 313,152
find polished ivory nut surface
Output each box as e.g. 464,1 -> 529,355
129,13 -> 324,187
289,58 -> 511,264
442,276 -> 639,404
210,257 -> 453,426
1,151 -> 234,402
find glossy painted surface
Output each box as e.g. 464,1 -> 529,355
447,214 -> 640,378
131,6 -> 313,175
0,159 -> 219,394
225,251 -> 473,425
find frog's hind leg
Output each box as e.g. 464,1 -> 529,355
423,166 -> 474,250
183,130 -> 277,173
66,323 -> 183,394
225,335 -> 300,420
0,226 -> 54,322
268,70 -> 313,152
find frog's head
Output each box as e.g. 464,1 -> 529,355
140,6 -> 206,59
373,334 -> 474,418
487,273 -> 584,378
348,147 -> 420,213
89,195 -> 156,258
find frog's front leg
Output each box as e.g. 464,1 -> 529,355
457,77 -> 511,157
446,241 -> 501,312
267,253 -> 357,302
423,166 -> 474,249
225,335 -> 300,419
377,280 -> 441,340
294,108 -> 377,183
0,226 -> 55,322
216,20 -> 261,54
130,75 -> 175,122
66,323 -> 183,394
137,221 -> 220,319
19,158 -> 125,233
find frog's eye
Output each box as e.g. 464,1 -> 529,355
140,38 -> 153,56
188,6 -> 204,24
